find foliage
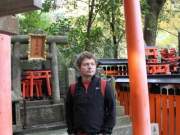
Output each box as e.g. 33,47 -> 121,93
98,0 -> 125,58
18,0 -> 179,65
140,0 -> 150,16
18,11 -> 51,34
18,0 -> 56,34
57,16 -> 106,65
42,0 -> 56,12
46,18 -> 71,35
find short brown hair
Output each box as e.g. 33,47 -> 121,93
75,51 -> 97,69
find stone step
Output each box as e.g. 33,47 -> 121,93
14,122 -> 66,135
20,123 -> 159,135
113,123 -> 159,135
116,105 -> 125,116
20,99 -> 64,107
116,115 -> 131,127
113,124 -> 132,135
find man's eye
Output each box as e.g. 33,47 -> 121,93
83,64 -> 89,66
82,62 -> 96,66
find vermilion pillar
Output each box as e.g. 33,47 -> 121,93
123,1 -> 151,135
0,34 -> 12,135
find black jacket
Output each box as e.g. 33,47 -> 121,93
65,76 -> 116,134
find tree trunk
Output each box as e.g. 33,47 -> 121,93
110,0 -> 118,58
178,32 -> 180,56
144,0 -> 166,46
85,0 -> 95,51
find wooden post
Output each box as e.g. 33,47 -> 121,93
0,34 -> 12,135
50,42 -> 61,102
0,0 -> 42,134
124,1 -> 151,135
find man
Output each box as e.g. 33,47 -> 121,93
65,51 -> 116,135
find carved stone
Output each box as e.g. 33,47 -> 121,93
0,16 -> 19,34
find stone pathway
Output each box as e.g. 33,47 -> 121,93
24,128 -> 68,135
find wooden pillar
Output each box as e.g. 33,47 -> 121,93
0,34 -> 12,135
12,42 -> 22,100
50,42 -> 61,102
123,1 -> 151,135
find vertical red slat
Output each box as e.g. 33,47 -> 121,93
156,95 -> 162,135
175,95 -> 180,135
162,95 -> 168,135
123,92 -> 126,114
120,91 -> 123,105
124,92 -> 128,115
149,94 -> 156,122
125,92 -> 129,115
169,96 -> 175,135
121,91 -> 124,103
117,92 -> 121,105
127,91 -> 130,115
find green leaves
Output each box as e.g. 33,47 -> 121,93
19,11 -> 51,34
42,0 -> 56,12
46,18 -> 71,35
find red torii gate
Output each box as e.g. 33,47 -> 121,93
0,1 -> 42,135
124,1 -> 151,135
0,0 -> 151,135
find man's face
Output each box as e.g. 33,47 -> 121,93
79,58 -> 96,78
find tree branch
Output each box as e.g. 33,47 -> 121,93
158,27 -> 178,37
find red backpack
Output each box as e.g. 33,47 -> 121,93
70,79 -> 107,96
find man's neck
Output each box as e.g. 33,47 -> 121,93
81,76 -> 92,82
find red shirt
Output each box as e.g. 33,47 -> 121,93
83,80 -> 91,92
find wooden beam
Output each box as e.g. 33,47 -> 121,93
0,0 -> 42,17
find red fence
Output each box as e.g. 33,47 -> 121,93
116,86 -> 180,135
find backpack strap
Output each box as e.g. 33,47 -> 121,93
70,83 -> 76,95
101,79 -> 107,97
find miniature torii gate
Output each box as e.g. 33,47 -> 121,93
0,0 -> 42,135
0,0 -> 151,135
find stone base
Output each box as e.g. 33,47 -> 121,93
13,99 -> 65,134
